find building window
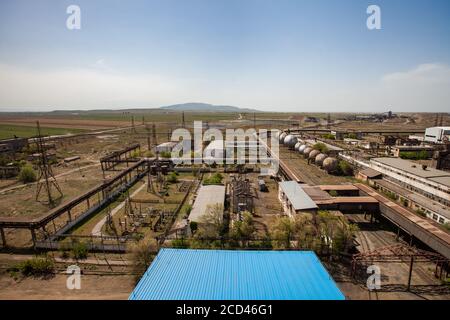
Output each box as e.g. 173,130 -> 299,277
432,214 -> 438,221
439,217 -> 445,224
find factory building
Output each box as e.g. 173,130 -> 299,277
372,179 -> 450,225
369,157 -> 450,207
278,181 -> 318,216
424,127 -> 450,144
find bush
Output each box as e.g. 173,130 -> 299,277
190,221 -> 198,233
71,241 -> 88,260
336,160 -> 353,176
167,172 -> 178,183
443,223 -> 450,232
322,133 -> 335,140
159,151 -> 171,158
18,165 -> 36,183
313,142 -> 328,153
11,256 -> 55,277
203,173 -> 223,185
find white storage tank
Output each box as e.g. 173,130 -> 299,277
284,135 -> 298,148
315,153 -> 328,167
298,144 -> 307,153
303,147 -> 313,158
279,132 -> 287,144
323,157 -> 338,173
308,149 -> 321,161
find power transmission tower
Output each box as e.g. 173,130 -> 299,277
131,116 -> 136,133
145,124 -> 151,151
182,111 -> 185,128
35,121 -> 63,205
439,113 -> 444,126
327,113 -> 331,129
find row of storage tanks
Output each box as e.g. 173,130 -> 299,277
277,132 -> 338,173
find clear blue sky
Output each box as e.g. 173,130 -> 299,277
1,0 -> 449,112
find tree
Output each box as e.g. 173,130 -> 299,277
200,203 -> 225,236
128,238 -> 158,281
270,216 -> 296,249
230,211 -> 255,246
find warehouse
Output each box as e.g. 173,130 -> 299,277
278,181 -> 318,216
129,248 -> 345,300
189,185 -> 226,223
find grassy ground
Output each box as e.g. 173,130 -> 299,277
0,124 -> 86,139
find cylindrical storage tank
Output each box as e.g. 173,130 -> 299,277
284,135 -> 298,148
294,142 -> 302,151
298,144 -> 307,153
323,157 -> 338,173
315,153 -> 328,167
308,150 -> 320,161
279,132 -> 287,144
303,147 -> 313,158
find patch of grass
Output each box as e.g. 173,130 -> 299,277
0,124 -> 86,139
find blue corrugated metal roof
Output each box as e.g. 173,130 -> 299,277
129,249 -> 345,300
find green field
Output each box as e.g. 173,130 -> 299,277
0,124 -> 86,140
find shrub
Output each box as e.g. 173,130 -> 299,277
203,173 -> 223,185
18,165 -> 36,183
322,133 -> 335,140
336,160 -> 354,176
313,143 -> 329,154
159,151 -> 171,158
71,241 -> 88,260
190,221 -> 198,233
443,223 -> 450,232
167,172 -> 178,183
144,150 -> 154,157
11,256 -> 55,277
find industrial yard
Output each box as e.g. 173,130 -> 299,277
0,110 -> 449,300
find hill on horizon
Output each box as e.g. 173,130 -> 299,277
159,102 -> 259,113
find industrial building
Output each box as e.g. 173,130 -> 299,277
189,185 -> 225,223
372,179 -> 450,225
129,248 -> 345,300
370,157 -> 450,207
424,127 -> 450,144
278,181 -> 318,216
390,145 -> 435,158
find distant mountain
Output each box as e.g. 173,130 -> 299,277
160,103 -> 259,113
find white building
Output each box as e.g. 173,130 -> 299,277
370,157 -> 450,207
424,127 -> 450,144
278,181 -> 318,217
